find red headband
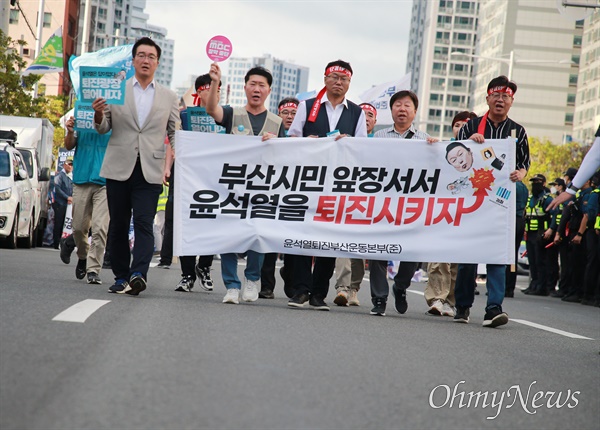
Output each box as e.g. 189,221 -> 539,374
325,65 -> 352,78
279,102 -> 298,112
196,84 -> 211,91
487,85 -> 514,97
360,104 -> 377,116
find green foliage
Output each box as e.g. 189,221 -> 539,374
43,95 -> 68,160
527,137 -> 587,187
0,29 -> 47,117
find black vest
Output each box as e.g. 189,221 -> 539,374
302,98 -> 363,137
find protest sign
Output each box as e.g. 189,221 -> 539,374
80,66 -> 127,105
206,35 -> 232,62
173,133 -> 516,264
69,44 -> 134,98
73,102 -> 96,132
185,107 -> 226,133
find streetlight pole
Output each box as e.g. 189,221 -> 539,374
450,50 -> 573,81
450,50 -> 514,80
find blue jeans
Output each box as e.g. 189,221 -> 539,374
220,251 -> 264,289
455,263 -> 505,311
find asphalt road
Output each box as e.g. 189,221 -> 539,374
0,247 -> 598,430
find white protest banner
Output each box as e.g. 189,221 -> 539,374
79,66 -> 127,105
174,133 -> 516,264
358,74 -> 411,125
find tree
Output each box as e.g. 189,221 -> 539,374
43,95 -> 68,160
0,29 -> 47,117
527,137 -> 588,188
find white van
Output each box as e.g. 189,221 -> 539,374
0,138 -> 35,248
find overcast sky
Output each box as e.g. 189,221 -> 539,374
144,0 -> 414,101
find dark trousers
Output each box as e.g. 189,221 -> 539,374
261,253 -> 278,292
547,238 -> 560,291
180,255 -> 214,280
106,159 -> 162,281
455,264 -> 505,310
566,232 -> 587,297
52,203 -> 67,248
582,229 -> 599,301
526,230 -> 551,293
506,216 -> 525,295
369,260 -> 418,300
159,164 -> 174,265
290,255 -> 336,299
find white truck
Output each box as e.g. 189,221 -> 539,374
0,115 -> 54,246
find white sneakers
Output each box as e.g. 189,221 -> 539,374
241,278 -> 259,302
222,288 -> 240,304
427,299 -> 455,317
427,299 -> 444,315
441,302 -> 455,317
222,279 -> 259,304
347,290 -> 360,306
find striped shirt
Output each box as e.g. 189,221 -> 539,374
373,123 -> 430,140
458,116 -> 530,171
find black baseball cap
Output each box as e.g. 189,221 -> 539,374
549,178 -> 566,188
563,167 -> 578,179
529,174 -> 546,183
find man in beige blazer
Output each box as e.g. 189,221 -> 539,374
92,37 -> 180,296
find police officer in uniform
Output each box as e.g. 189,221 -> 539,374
545,178 -> 567,297
555,176 -> 596,302
579,174 -> 599,306
522,174 -> 554,296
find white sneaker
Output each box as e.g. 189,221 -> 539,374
348,289 -> 360,306
442,302 -> 455,317
241,278 -> 259,302
427,299 -> 444,316
223,288 -> 240,304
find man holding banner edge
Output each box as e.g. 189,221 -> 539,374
454,75 -> 530,327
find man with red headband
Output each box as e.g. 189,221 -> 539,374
359,102 -> 377,136
287,59 -> 367,311
259,97 -> 300,300
332,102 -> 377,307
453,75 -> 530,328
277,97 -> 299,134
207,63 -> 285,305
172,73 -> 223,293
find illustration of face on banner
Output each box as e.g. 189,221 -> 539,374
206,35 -> 232,62
79,66 -> 127,105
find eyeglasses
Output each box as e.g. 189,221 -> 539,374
326,74 -> 350,83
136,53 -> 158,62
64,162 -> 73,166
488,93 -> 512,101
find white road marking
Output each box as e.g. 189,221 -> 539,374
512,319 -> 594,340
52,299 -> 111,323
408,289 -> 425,296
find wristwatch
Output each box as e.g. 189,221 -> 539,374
569,184 -> 579,193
